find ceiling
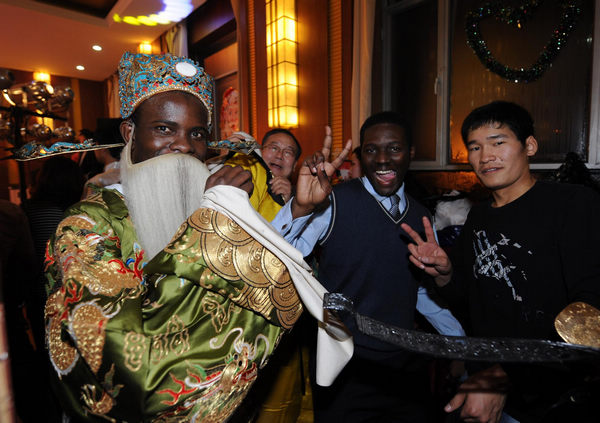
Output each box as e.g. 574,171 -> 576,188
0,0 -> 207,82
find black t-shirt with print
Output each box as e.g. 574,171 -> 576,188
440,181 -> 600,422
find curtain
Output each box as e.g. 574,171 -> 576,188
229,0 -> 248,133
165,22 -> 189,57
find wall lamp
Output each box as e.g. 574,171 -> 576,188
138,42 -> 153,54
33,72 -> 51,84
266,0 -> 298,128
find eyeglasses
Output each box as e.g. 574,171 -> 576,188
262,143 -> 297,160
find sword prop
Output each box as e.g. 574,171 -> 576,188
323,293 -> 600,363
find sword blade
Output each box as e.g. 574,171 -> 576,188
324,293 -> 600,362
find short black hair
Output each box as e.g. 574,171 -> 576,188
359,111 -> 411,147
79,128 -> 94,140
94,118 -> 125,159
261,128 -> 302,160
461,101 -> 534,146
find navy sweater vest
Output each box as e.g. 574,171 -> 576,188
318,179 -> 430,361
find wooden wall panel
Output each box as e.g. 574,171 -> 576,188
328,0 -> 354,154
77,79 -> 107,132
187,0 -> 236,53
232,0 -> 251,133
248,0 -> 260,136
293,0 -> 329,162
242,0 -> 352,167
252,0 -> 268,142
248,0 -> 329,164
341,1 -> 353,146
329,0 -> 343,154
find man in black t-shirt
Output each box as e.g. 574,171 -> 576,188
403,101 -> 600,423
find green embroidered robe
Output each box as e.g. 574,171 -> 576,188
44,187 -> 302,422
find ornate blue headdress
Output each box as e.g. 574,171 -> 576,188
118,52 -> 214,128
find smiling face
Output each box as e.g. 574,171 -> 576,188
121,91 -> 210,164
360,123 -> 413,196
261,132 -> 299,179
467,123 -> 537,201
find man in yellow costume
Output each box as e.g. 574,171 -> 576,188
44,52 -> 352,422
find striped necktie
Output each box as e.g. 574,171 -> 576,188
389,194 -> 400,219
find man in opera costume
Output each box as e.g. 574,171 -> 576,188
43,52 -> 352,422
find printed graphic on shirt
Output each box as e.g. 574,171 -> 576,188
472,230 -> 532,302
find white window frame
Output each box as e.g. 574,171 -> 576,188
381,0 -> 600,170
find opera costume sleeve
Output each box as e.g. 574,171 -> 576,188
224,152 -> 283,221
43,187 -> 305,422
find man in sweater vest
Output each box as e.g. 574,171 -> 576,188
273,112 -> 465,422
403,101 -> 600,423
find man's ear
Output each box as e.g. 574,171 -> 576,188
120,120 -> 134,144
525,136 -> 538,157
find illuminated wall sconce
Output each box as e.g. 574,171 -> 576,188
266,0 -> 298,128
33,71 -> 51,83
138,42 -> 153,54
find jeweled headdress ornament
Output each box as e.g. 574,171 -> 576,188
118,52 -> 214,128
9,139 -> 124,161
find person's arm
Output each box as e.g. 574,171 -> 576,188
271,196 -> 332,257
416,286 -> 465,336
415,219 -> 465,336
44,195 -> 301,421
270,125 -> 351,256
44,201 -> 147,420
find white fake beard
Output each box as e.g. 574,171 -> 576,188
120,142 -> 210,259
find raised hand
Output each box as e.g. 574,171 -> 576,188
292,126 -> 352,218
401,216 -> 453,286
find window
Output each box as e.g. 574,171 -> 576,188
380,0 -> 600,170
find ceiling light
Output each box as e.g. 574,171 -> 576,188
137,16 -> 158,26
122,16 -> 141,25
113,0 -> 194,26
76,65 -> 85,71
92,45 -> 102,51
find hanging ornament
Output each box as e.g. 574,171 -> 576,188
465,0 -> 583,83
